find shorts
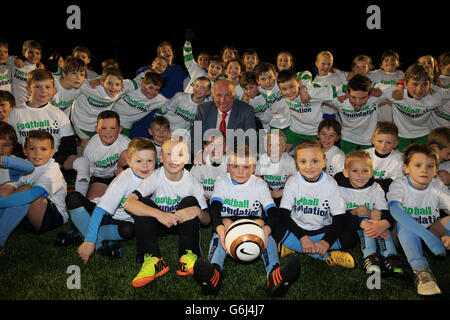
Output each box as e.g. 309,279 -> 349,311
89,175 -> 115,186
20,200 -> 64,234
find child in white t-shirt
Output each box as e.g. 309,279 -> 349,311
50,56 -> 87,117
190,132 -> 227,203
124,138 -> 210,288
366,121 -> 403,193
240,72 -> 271,132
112,72 -> 167,137
60,138 -> 157,263
224,59 -> 244,100
387,144 -> 450,296
335,150 -> 406,277
148,116 -> 171,167
193,144 -> 301,297
71,66 -> 138,145
317,119 -> 345,177
0,90 -> 15,125
272,139 -> 356,268
0,39 -> 13,93
255,130 -> 296,207
0,131 -> 67,252
430,52 -> 450,129
426,127 -> 450,186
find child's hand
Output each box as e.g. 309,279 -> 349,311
442,235 -> 450,250
300,235 -> 315,254
14,58 -> 24,68
361,219 -> 390,239
314,240 -> 330,257
392,85 -> 404,100
337,94 -> 348,103
174,206 -> 201,224
90,78 -> 103,88
351,205 -> 370,217
299,86 -> 311,104
156,211 -> 179,228
369,87 -> 382,97
78,241 -> 95,264
369,209 -> 382,220
437,170 -> 450,185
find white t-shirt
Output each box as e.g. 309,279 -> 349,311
183,42 -> 208,94
71,79 -> 138,132
8,102 -> 74,150
97,168 -> 144,223
160,92 -> 200,132
10,59 -> 37,106
387,176 -> 450,228
430,75 -> 450,129
383,85 -> 450,138
211,173 -> 275,219
50,75 -> 84,117
339,181 -> 388,212
325,146 -> 345,177
112,88 -> 168,130
368,69 -> 404,85
190,161 -> 227,198
313,71 -> 347,115
259,82 -> 291,129
280,171 -> 346,231
135,167 -> 207,212
255,152 -> 297,190
83,133 -> 130,178
0,57 -> 13,92
366,147 -> 404,180
8,158 -> 68,222
248,93 -> 271,131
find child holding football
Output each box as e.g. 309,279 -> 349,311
193,143 -> 301,297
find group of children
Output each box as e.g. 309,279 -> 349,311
0,36 -> 449,298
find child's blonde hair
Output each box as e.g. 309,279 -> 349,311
127,137 -> 156,159
294,139 -> 325,160
316,51 -> 334,62
426,127 -> 450,150
344,150 -> 373,169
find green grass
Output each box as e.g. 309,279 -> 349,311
1,223 -> 449,301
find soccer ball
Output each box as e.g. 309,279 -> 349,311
224,219 -> 266,262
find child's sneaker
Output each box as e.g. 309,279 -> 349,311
277,243 -> 295,258
54,229 -> 83,247
176,250 -> 198,276
362,253 -> 384,273
132,254 -> 169,288
266,256 -> 301,297
414,269 -> 441,296
383,254 -> 409,279
326,250 -> 355,269
193,258 -> 222,295
97,240 -> 123,259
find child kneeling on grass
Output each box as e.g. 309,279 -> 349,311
271,139 -> 357,268
62,138 -> 157,263
193,143 -> 301,297
387,143 -> 450,296
0,131 -> 67,254
124,137 -> 210,288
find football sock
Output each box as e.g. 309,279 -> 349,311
68,206 -> 91,238
377,229 -> 398,257
95,225 -> 123,249
445,219 -> 450,236
261,236 -> 280,277
357,215 -> 377,258
389,200 -> 445,256
208,233 -> 226,272
0,204 -> 30,246
73,157 -> 91,196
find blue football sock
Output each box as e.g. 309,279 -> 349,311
357,215 -> 377,258
0,204 -> 30,246
445,219 -> 450,236
261,236 -> 280,277
208,233 -> 227,271
389,200 -> 445,256
68,206 -> 91,238
95,224 -> 123,249
377,229 -> 398,257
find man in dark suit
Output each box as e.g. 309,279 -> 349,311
192,79 -> 257,156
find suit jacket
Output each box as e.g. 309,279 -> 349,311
192,99 -> 257,153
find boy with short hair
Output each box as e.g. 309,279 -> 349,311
426,127 -> 450,185
255,130 -> 297,207
193,144 -> 301,297
0,131 -> 67,252
271,139 -> 356,268
124,137 -> 210,288
365,121 -> 403,193
0,38 -> 13,92
148,116 -> 171,166
50,55 -> 87,117
240,71 -> 271,131
71,66 -> 138,145
383,63 -> 450,151
317,118 -> 345,177
7,69 -> 77,168
112,72 -> 168,137
72,45 -> 98,80
61,138 -> 157,263
334,150 -> 406,277
0,90 -> 15,121
387,143 -> 450,296
10,40 -> 43,106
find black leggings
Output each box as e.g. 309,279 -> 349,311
133,196 -> 202,261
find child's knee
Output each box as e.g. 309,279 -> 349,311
118,222 -> 135,240
177,196 -> 199,210
65,191 -> 86,210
